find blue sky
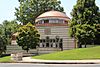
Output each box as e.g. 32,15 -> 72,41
0,0 -> 100,23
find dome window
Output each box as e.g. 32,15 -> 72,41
44,20 -> 49,24
64,21 -> 68,24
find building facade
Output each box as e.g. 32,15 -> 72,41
35,11 -> 76,54
7,11 -> 76,54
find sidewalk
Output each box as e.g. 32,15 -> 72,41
19,57 -> 100,64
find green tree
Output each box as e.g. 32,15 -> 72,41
17,23 -> 40,52
0,36 -> 6,57
15,0 -> 64,25
1,20 -> 19,45
94,24 -> 100,44
69,0 -> 99,48
0,20 -> 19,56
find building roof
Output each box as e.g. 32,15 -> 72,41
35,11 -> 70,22
37,11 -> 69,18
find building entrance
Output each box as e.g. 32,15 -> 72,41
38,36 -> 63,51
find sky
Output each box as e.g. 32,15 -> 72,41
0,0 -> 100,24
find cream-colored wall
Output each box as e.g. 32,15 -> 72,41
36,26 -> 75,50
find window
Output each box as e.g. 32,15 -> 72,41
59,43 -> 62,48
38,20 -> 43,24
64,21 -> 68,24
59,39 -> 63,43
44,20 -> 49,23
46,43 -> 49,47
40,40 -> 42,43
39,37 -> 63,48
42,44 -> 44,47
53,39 -> 55,42
43,39 -> 45,42
51,44 -> 53,47
58,20 -> 63,23
56,44 -> 58,48
50,39 -> 52,42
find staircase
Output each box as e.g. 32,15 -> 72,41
6,45 -> 37,56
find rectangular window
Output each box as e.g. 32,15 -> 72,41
44,20 -> 49,23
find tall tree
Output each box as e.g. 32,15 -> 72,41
1,20 -> 19,45
2,20 -> 19,34
0,20 -> 19,56
94,23 -> 100,44
17,23 -> 40,52
69,0 -> 100,48
15,0 -> 64,25
0,36 -> 6,57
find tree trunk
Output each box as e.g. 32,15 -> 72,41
78,42 -> 82,48
84,44 -> 87,48
78,44 -> 82,48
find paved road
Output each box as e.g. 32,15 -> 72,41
0,63 -> 100,67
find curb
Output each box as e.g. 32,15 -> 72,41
17,61 -> 100,64
20,57 -> 100,64
0,61 -> 100,64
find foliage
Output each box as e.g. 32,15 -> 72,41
15,0 -> 64,25
69,0 -> 100,48
94,13 -> 100,44
17,22 -> 40,52
0,36 -> 6,56
0,20 -> 19,45
33,46 -> 100,60
2,20 -> 19,35
0,20 -> 19,56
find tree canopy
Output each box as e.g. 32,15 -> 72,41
0,36 -> 6,57
70,0 -> 100,48
17,22 -> 40,52
2,20 -> 19,36
15,0 -> 64,25
0,20 -> 19,45
0,20 -> 19,56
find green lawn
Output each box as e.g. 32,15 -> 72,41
32,46 -> 100,60
0,56 -> 13,62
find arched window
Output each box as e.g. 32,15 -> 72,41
55,36 -> 60,42
50,39 -> 52,42
56,44 -> 58,48
53,39 -> 55,42
42,44 -> 44,47
46,43 -> 49,47
40,40 -> 42,43
51,44 -> 53,47
43,39 -> 45,42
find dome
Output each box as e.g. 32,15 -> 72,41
37,11 -> 68,18
36,11 -> 70,22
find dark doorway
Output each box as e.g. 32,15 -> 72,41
46,43 -> 49,47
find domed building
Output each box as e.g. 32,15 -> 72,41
35,11 -> 76,54
7,11 -> 76,54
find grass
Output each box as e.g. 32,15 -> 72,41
32,46 -> 100,60
0,56 -> 13,62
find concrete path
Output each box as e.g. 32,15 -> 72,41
20,57 -> 100,64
